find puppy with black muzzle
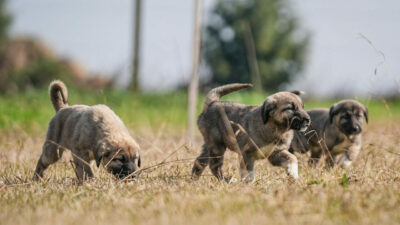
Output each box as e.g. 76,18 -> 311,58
33,80 -> 141,182
192,83 -> 311,182
290,100 -> 368,168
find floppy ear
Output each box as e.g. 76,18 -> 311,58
363,106 -> 369,124
94,151 -> 103,168
329,104 -> 338,124
94,141 -> 108,168
261,98 -> 276,124
137,154 -> 141,168
290,90 -> 305,96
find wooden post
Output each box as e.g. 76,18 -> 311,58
187,0 -> 202,142
244,22 -> 262,93
132,0 -> 142,93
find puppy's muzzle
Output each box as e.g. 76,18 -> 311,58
111,162 -> 137,179
291,113 -> 311,132
344,124 -> 362,135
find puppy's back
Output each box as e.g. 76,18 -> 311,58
290,108 -> 330,153
307,108 -> 329,132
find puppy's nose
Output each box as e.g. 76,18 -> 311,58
351,126 -> 361,133
123,162 -> 137,174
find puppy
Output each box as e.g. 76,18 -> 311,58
192,83 -> 310,181
33,80 -> 141,181
290,100 -> 368,168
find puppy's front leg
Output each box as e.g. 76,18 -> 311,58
240,152 -> 255,182
337,144 -> 361,168
268,148 -> 299,180
309,148 -> 322,167
72,152 -> 94,182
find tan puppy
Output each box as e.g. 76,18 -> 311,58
192,83 -> 310,181
33,80 -> 141,181
290,100 -> 368,167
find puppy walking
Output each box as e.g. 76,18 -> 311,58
290,100 -> 368,168
33,80 -> 141,181
192,83 -> 310,181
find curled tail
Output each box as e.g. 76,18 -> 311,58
49,80 -> 68,112
203,83 -> 252,112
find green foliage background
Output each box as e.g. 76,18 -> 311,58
0,0 -> 11,45
204,0 -> 309,91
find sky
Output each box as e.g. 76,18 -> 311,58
291,0 -> 400,98
8,0 -> 400,98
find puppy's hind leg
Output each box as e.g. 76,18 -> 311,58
33,141 -> 64,181
268,149 -> 299,180
209,144 -> 228,181
192,144 -> 210,180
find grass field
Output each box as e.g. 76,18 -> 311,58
0,88 -> 399,132
1,89 -> 400,225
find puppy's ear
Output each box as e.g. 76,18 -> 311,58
290,90 -> 305,96
137,155 -> 141,168
363,106 -> 369,124
94,141 -> 108,168
329,104 -> 338,124
94,151 -> 102,168
261,98 -> 276,124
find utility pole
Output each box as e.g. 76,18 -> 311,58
132,0 -> 142,92
187,0 -> 202,142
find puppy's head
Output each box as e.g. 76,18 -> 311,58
95,138 -> 141,179
329,100 -> 368,136
261,91 -> 310,132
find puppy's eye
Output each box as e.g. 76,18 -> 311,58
291,103 -> 297,111
283,104 -> 294,112
342,114 -> 351,120
113,155 -> 125,162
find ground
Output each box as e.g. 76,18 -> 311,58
0,90 -> 399,225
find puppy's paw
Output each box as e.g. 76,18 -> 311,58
223,175 -> 234,183
286,162 -> 299,180
240,171 -> 255,183
229,177 -> 239,184
191,174 -> 201,181
337,155 -> 353,168
339,160 -> 352,168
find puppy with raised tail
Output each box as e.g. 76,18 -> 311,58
192,83 -> 310,182
33,80 -> 141,181
290,100 -> 368,168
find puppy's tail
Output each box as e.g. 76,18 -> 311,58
203,83 -> 253,112
49,80 -> 68,112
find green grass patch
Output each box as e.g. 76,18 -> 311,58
0,88 -> 399,133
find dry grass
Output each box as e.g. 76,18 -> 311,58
1,120 -> 400,225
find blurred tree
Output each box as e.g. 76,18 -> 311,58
204,0 -> 309,91
0,2 -> 112,93
0,0 -> 11,46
